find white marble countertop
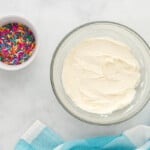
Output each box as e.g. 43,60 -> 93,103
0,0 -> 150,149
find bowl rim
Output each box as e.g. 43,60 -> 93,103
50,21 -> 150,125
0,15 -> 38,71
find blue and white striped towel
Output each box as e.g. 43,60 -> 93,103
15,121 -> 150,150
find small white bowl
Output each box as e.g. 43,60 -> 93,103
0,16 -> 38,71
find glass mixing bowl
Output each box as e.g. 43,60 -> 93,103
50,22 -> 150,125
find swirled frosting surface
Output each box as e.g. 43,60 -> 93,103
62,38 -> 140,114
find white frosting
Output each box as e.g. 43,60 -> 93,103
62,38 -> 140,114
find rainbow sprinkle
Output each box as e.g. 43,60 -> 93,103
0,23 -> 35,65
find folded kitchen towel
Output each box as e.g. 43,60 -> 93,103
14,121 -> 150,150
